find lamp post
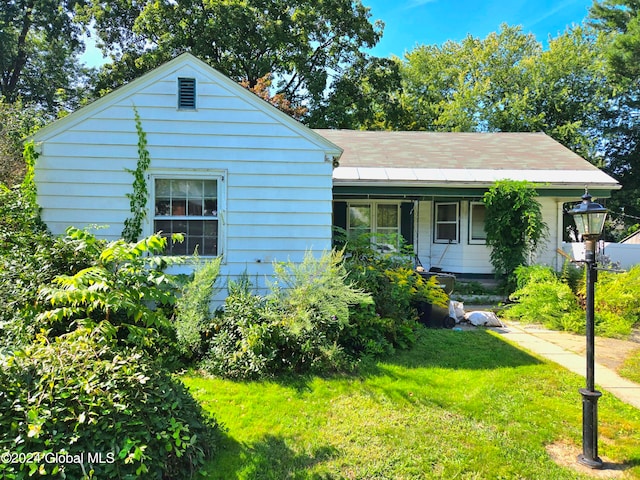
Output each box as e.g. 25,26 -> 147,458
569,188 -> 608,469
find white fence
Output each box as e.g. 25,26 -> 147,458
562,242 -> 640,270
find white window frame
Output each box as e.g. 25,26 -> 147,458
434,202 -> 459,244
469,201 -> 487,244
347,201 -> 401,251
150,171 -> 225,258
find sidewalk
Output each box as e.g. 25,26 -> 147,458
490,322 -> 640,410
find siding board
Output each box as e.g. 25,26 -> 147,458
34,54 -> 339,295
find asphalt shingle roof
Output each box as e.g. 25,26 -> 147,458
314,130 -> 602,171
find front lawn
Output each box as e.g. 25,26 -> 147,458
184,329 -> 640,479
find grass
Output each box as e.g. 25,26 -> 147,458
183,329 -> 640,479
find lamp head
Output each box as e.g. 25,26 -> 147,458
569,188 -> 607,240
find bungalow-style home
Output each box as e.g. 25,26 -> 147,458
320,129 -> 620,276
32,53 -> 620,290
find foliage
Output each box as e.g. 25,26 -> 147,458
482,179 -> 548,287
588,264 -> 640,336
0,0 -> 90,113
503,264 -> 640,338
175,256 -> 222,361
85,0 -> 382,110
503,265 -> 584,332
204,251 -> 372,379
202,277 -> 278,379
122,106 -> 150,243
308,56 -> 407,130
240,73 -> 307,121
0,329 -> 221,479
36,228 -> 183,355
589,0 -> 640,234
0,187 -> 96,349
398,24 -> 610,162
0,99 -> 45,186
339,232 -> 449,355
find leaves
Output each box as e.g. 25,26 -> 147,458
483,180 -> 548,284
35,228 -> 184,350
122,105 -> 150,243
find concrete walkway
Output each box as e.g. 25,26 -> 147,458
490,322 -> 640,410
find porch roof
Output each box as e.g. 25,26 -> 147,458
316,130 -> 619,193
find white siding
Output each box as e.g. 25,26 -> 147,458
415,197 -> 566,275
34,55 -> 338,294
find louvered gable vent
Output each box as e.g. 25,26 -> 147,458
178,77 -> 196,109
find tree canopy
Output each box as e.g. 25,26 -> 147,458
85,0 -> 382,108
589,0 -> 640,234
0,0 -> 90,113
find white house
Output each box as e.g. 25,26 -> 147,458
32,53 -> 342,291
320,130 -> 620,276
33,53 -> 621,288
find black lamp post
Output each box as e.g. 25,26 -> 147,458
569,188 -> 608,469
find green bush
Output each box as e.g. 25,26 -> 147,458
0,188 -> 96,349
0,330 -> 221,479
36,228 -> 184,357
503,265 -> 583,331
203,251 -> 373,379
174,256 -> 222,361
203,276 -> 278,379
589,264 -> 640,337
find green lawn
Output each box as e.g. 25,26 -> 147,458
183,329 -> 640,479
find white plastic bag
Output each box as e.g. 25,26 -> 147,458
449,301 -> 465,323
464,311 -> 504,327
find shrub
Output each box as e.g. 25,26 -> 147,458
483,180 -> 548,289
203,251 -> 373,378
36,228 -> 184,356
0,330 -> 221,479
341,234 -> 447,353
203,276 -> 278,379
588,264 -> 640,337
503,265 -> 583,331
174,256 -> 222,361
0,188 -> 96,349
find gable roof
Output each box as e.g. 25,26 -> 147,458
33,53 -> 342,157
317,130 -> 619,191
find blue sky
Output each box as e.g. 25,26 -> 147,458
364,0 -> 595,58
80,0 -> 595,67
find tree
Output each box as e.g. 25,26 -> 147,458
483,180 -> 548,288
589,0 -> 640,234
86,0 -> 383,110
398,25 -> 611,164
307,55 -> 407,130
0,0 -> 90,113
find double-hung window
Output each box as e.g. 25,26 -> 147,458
154,178 -> 219,256
434,202 -> 459,243
469,202 -> 487,244
348,202 -> 401,251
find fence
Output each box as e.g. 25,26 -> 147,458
562,242 -> 640,270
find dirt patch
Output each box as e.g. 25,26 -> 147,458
546,441 -> 632,478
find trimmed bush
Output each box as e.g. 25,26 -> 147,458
0,330 -> 221,479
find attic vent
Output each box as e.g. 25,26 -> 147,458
178,77 -> 196,109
